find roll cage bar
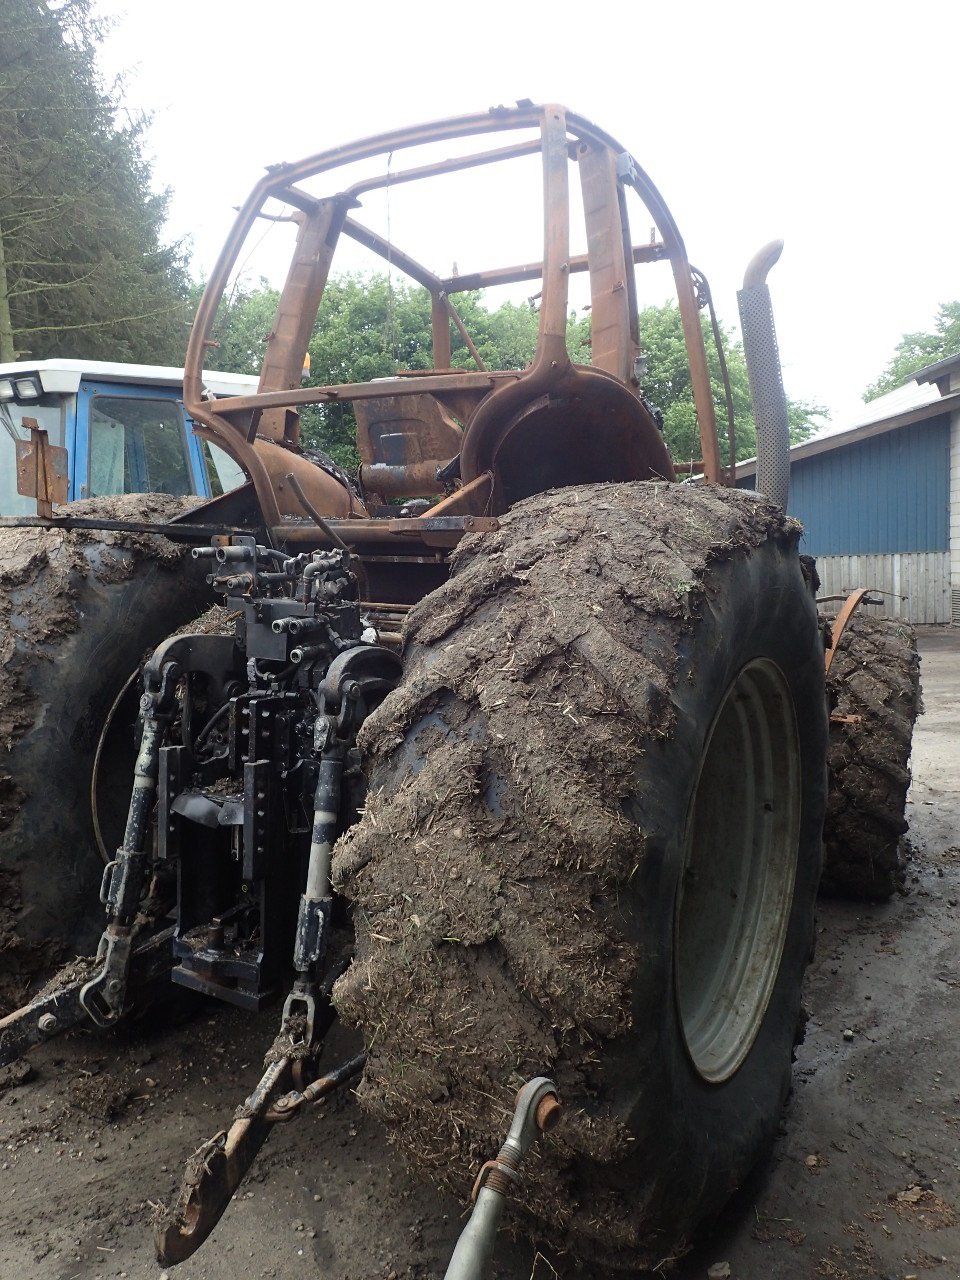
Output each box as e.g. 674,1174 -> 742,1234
184,103 -> 724,529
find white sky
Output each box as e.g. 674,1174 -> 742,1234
93,0 -> 960,428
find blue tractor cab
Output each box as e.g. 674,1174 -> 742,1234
0,359 -> 254,515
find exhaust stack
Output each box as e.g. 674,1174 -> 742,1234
738,241 -> 791,510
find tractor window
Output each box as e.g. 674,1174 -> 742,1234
200,438 -> 246,497
88,396 -> 192,497
0,395 -> 64,516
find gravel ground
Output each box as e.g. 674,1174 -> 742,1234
0,626 -> 956,1280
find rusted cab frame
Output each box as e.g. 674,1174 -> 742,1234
184,104 -> 725,551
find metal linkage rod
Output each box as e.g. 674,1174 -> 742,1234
444,1078 -> 561,1280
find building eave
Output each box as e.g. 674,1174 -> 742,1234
734,392 -> 960,479
913,351 -> 960,389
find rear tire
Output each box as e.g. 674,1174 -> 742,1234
821,612 -> 921,899
334,482 -> 827,1269
0,495 -> 211,1011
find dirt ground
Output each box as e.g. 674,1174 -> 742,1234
0,626 -> 957,1280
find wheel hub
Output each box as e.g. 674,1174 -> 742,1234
675,658 -> 802,1084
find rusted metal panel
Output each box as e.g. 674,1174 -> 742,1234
577,141 -> 636,381
14,417 -> 68,516
431,292 -> 452,369
276,514 -> 498,545
354,394 -> 463,470
257,199 -> 349,442
823,587 -> 872,674
210,371 -> 513,419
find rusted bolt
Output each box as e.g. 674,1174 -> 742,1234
535,1094 -> 561,1133
37,1013 -> 58,1034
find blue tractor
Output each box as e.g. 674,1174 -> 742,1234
0,358 -> 251,515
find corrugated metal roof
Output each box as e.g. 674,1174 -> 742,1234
838,380 -> 941,428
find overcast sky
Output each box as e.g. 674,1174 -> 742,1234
93,0 -> 959,428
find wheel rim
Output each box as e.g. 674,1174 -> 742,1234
675,658 -> 801,1084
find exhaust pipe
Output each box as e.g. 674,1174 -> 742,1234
738,241 -> 791,511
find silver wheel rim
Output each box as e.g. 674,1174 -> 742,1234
675,658 -> 801,1084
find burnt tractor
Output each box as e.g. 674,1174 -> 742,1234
0,104 -> 918,1271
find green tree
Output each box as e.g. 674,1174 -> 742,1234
0,0 -> 190,363
201,278 -> 280,375
637,302 -> 822,466
304,275 -> 428,468
864,301 -> 960,400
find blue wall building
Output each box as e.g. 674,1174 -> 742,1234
735,362 -> 960,624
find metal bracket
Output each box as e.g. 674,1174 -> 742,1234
281,984 -> 318,1047
0,926 -> 175,1064
154,1051 -> 366,1264
78,924 -> 135,1025
14,417 -> 68,516
823,588 -> 884,675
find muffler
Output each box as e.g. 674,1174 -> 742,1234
738,241 -> 791,510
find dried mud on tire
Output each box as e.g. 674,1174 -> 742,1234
821,612 -> 922,899
0,494 -> 210,1011
334,481 -> 828,1271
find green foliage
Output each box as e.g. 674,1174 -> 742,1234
202,275 -> 822,473
865,302 -> 960,400
308,276 -> 555,471
307,275 -> 437,469
638,302 -> 821,465
0,0 -> 191,363
787,398 -> 822,445
202,279 -> 279,375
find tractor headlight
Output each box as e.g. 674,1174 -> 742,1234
14,377 -> 40,400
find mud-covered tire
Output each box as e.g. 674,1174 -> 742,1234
821,613 -> 922,899
333,482 -> 828,1269
0,496 -> 212,1011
